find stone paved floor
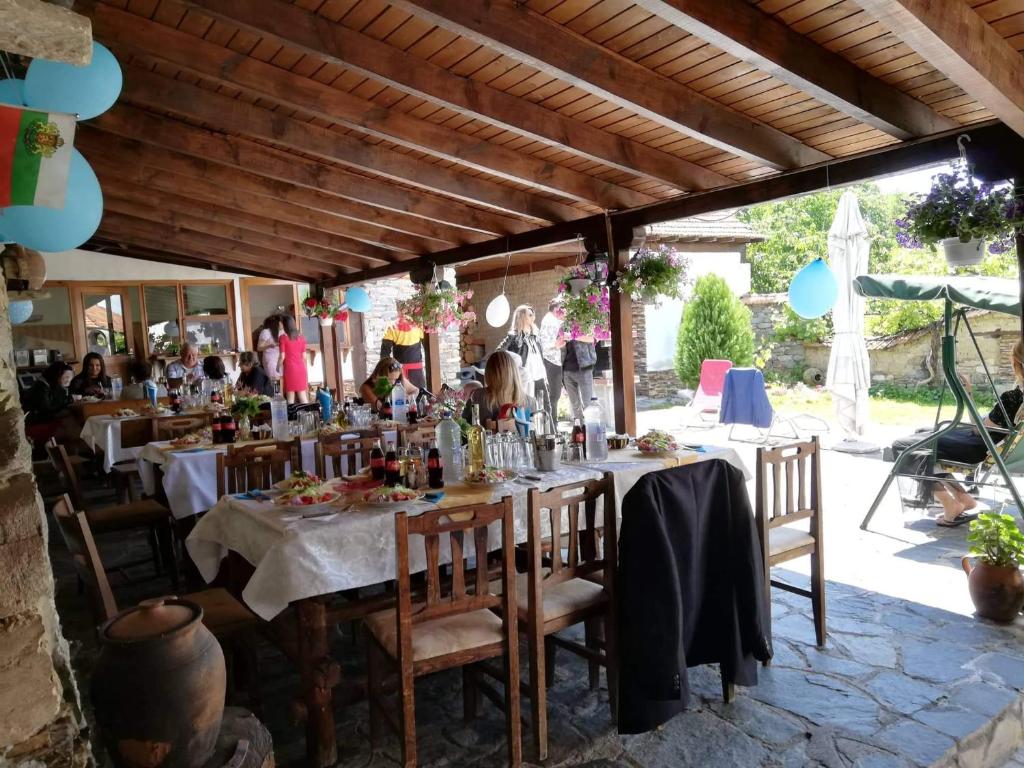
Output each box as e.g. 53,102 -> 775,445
43,411 -> 1024,767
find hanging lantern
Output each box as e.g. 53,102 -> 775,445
788,258 -> 838,319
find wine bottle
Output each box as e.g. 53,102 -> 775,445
467,404 -> 487,475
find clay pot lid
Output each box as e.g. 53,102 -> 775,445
104,597 -> 199,641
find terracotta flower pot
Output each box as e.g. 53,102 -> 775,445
962,557 -> 1024,622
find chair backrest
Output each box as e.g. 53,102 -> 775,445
74,398 -> 155,420
393,498 -> 516,664
398,423 -> 436,449
697,359 -> 733,397
52,494 -> 118,624
314,433 -> 376,478
755,437 -> 822,534
119,417 -> 154,449
216,438 -> 301,497
525,475 -> 616,597
152,415 -> 210,442
45,438 -> 85,510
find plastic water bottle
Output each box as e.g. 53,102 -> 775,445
584,397 -> 608,462
435,411 -> 464,482
316,387 -> 333,423
271,380 -> 289,440
391,380 -> 408,425
143,380 -> 158,409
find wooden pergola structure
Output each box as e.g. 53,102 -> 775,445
75,0 -> 1024,437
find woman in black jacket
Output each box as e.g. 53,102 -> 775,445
497,305 -> 550,414
235,351 -> 274,397
69,352 -> 111,399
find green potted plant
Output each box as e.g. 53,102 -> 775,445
614,244 -> 688,305
396,284 -> 475,333
553,281 -> 611,341
302,295 -> 348,327
230,395 -> 264,441
896,163 -> 1024,267
962,512 -> 1024,622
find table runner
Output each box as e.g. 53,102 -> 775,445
187,446 -> 749,620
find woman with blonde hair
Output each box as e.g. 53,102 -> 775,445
497,304 -> 550,413
464,350 -> 538,428
893,338 -> 1024,526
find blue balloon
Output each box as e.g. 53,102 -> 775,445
788,258 -> 838,319
0,78 -> 25,105
24,42 -> 122,120
9,300 -> 33,326
0,149 -> 103,251
345,286 -> 372,313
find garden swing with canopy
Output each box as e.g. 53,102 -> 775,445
856,274 -> 1024,530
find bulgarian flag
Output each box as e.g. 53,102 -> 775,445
0,103 -> 76,209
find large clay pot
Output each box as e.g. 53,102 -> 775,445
962,557 -> 1024,622
92,597 -> 226,768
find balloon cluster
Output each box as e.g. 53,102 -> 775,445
0,43 -> 121,253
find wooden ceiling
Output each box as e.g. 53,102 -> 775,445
74,0 -> 1024,282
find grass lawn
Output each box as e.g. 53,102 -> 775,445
767,384 -> 961,429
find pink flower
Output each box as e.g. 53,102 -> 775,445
559,283 -> 568,292
587,294 -> 597,304
464,311 -> 477,322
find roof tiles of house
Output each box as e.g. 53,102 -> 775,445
645,213 -> 764,244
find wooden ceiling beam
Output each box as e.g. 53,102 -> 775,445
855,0 -> 1024,137
631,0 -> 956,140
91,107 -> 529,240
390,0 -> 829,170
177,0 -> 731,192
121,67 -> 582,224
100,212 -> 342,280
85,1 -> 652,210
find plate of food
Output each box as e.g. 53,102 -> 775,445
318,422 -> 348,437
275,470 -> 323,492
276,488 -> 342,507
112,408 -> 139,418
142,404 -> 174,416
636,429 -> 679,456
361,485 -> 423,508
169,432 -> 207,448
464,466 -> 517,485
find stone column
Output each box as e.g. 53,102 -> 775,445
0,276 -> 87,764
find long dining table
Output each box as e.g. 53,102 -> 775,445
186,444 -> 749,767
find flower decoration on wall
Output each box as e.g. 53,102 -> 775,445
302,296 -> 348,322
614,244 -> 689,304
396,284 -> 476,334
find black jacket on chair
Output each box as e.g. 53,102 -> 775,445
617,459 -> 772,734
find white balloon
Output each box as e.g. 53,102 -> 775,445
485,293 -> 511,327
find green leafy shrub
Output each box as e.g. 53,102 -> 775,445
868,383 -> 996,410
968,512 -> 1024,568
674,275 -> 754,387
774,305 -> 832,343
865,300 -> 943,337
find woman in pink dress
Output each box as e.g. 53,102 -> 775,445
276,315 -> 309,403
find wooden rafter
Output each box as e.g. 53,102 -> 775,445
176,0 -> 732,192
389,0 -> 829,169
120,68 -> 584,224
631,0 -> 957,140
856,0 -> 1024,137
83,1 -> 653,211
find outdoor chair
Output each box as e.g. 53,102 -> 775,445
719,368 -> 828,444
681,359 -> 732,429
52,495 -> 261,712
109,417 -> 152,503
515,476 -> 618,761
216,438 -> 302,498
364,498 -> 521,767
754,437 -> 826,652
314,433 -> 377,478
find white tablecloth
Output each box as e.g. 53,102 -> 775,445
138,437 -> 319,520
187,445 -> 748,620
80,415 -> 146,472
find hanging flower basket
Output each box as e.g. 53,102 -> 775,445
895,161 -> 1024,268
396,284 -> 475,334
614,244 -> 688,304
319,316 -> 334,327
302,296 -> 349,325
555,267 -> 611,341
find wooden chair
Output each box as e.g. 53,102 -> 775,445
110,418 -> 152,503
364,499 -> 521,767
314,433 -> 376,479
46,438 -> 177,588
152,415 -> 209,442
754,437 -> 826,652
52,495 -> 261,711
397,422 -> 437,449
520,476 -> 617,761
216,438 -> 302,498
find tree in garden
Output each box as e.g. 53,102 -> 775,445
675,274 -> 754,387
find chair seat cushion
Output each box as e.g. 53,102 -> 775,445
85,498 -> 169,532
365,607 -> 504,662
184,588 -> 257,636
769,526 -> 815,557
492,571 -> 606,622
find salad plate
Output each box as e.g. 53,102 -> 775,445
463,467 -> 518,485
361,485 -> 423,508
635,429 -> 679,456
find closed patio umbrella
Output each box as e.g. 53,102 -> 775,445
826,191 -> 874,446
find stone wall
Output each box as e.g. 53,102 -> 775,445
0,277 -> 87,765
460,269 -> 563,354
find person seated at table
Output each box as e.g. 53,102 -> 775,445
122,360 -> 168,400
69,352 -> 112,399
463,350 -> 538,430
165,343 -> 205,384
891,339 -> 1024,526
23,362 -> 76,443
360,356 -> 429,415
235,351 -> 274,397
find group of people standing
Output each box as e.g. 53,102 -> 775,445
254,314 -> 309,403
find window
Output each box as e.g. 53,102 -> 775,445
184,284 -> 229,316
144,285 -> 181,356
141,282 -> 236,357
83,292 -> 129,357
12,286 -> 74,361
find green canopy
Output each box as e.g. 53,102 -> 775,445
853,274 -> 1021,317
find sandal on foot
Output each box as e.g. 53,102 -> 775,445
937,512 -> 979,527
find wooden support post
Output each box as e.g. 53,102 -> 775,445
425,332 -> 443,394
1016,179 -> 1024,344
605,216 -> 639,436
320,324 -> 341,397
